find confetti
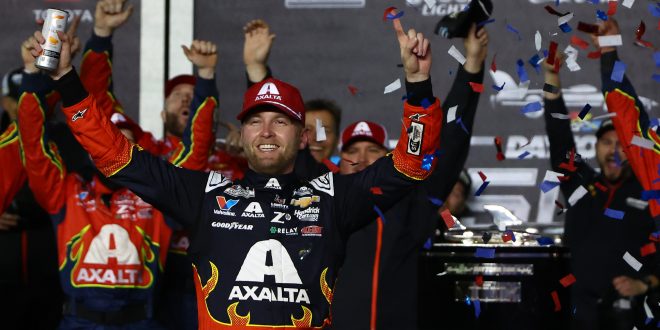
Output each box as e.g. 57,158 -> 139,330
382,6 -> 402,21
607,0 -> 617,15
598,35 -> 623,47
474,181 -> 490,196
383,78 -> 401,94
545,5 -> 568,16
623,251 -> 643,271
535,31 -> 542,51
559,23 -> 572,33
551,291 -> 561,311
650,3 -> 660,18
521,101 -> 543,114
570,35 -> 590,49
448,45 -> 467,65
469,82 -> 484,93
323,159 -> 340,173
441,209 -> 455,229
423,237 -> 432,250
475,275 -> 484,287
537,237 -> 554,245
529,54 -> 543,73
315,118 -> 326,142
456,117 -> 469,134
518,151 -> 531,159
517,59 -> 530,83
370,187 -> 383,195
547,41 -> 558,65
568,186 -> 588,206
653,74 -> 660,83
446,105 -> 457,123
482,232 -> 492,243
502,230 -> 516,242
631,136 -> 655,150
578,104 -> 592,120
654,52 -> 660,67
611,60 -> 626,82
421,153 -> 434,171
428,196 -> 443,207
594,182 -> 608,192
558,12 -> 574,27
596,9 -> 608,21
494,136 -> 505,161
540,180 -> 560,193
506,24 -> 522,40
560,273 -> 576,287
634,21 -> 654,49
551,113 -> 571,120
587,51 -> 601,59
490,54 -> 497,72
543,83 -> 560,94
421,98 -> 432,109
477,18 -> 495,27
474,299 -> 481,318
555,200 -> 566,214
604,208 -> 625,219
577,21 -> 599,33
475,248 -> 495,259
492,82 -> 506,91
641,190 -> 660,201
348,85 -> 359,95
564,45 -> 581,72
641,242 -> 656,257
622,0 -> 635,8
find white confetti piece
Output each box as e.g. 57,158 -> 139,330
644,296 -> 654,320
448,45 -> 466,65
447,105 -> 458,123
590,113 -> 616,121
535,31 -> 542,51
623,252 -> 642,271
558,12 -> 574,26
568,186 -> 588,206
622,0 -> 635,9
551,113 -> 571,120
631,136 -> 655,150
315,118 -> 326,142
543,170 -> 563,183
598,35 -> 623,47
383,78 -> 401,94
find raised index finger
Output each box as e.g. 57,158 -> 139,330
392,17 -> 406,44
66,14 -> 82,37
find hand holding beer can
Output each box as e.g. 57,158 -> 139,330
35,9 -> 69,71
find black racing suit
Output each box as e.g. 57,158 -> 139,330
53,69 -> 442,329
543,50 -> 657,330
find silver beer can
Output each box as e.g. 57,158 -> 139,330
35,9 -> 69,71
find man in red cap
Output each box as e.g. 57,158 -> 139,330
30,13 -> 443,328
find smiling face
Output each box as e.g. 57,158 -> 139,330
596,130 -> 627,182
162,83 -> 194,137
240,109 -> 307,175
304,109 -> 338,162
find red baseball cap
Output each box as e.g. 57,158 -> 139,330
340,121 -> 389,151
237,78 -> 305,123
165,75 -> 196,98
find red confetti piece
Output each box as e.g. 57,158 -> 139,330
441,209 -> 455,229
559,273 -> 576,288
641,242 -> 657,257
634,21 -> 655,49
475,275 -> 484,287
382,6 -> 397,21
544,5 -> 568,16
651,233 -> 660,242
570,35 -> 590,50
551,291 -> 561,312
322,158 -> 340,174
557,175 -> 570,182
594,182 -> 608,192
490,54 -> 497,73
547,41 -> 558,66
469,82 -> 484,93
348,85 -> 359,96
587,51 -> 601,59
577,21 -> 599,34
478,171 -> 487,182
370,187 -> 383,195
502,231 -> 514,242
607,1 -> 617,16
494,136 -> 505,161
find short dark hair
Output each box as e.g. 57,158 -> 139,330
304,99 -> 342,133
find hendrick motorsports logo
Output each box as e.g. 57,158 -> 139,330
285,0 -> 365,9
406,0 -> 470,16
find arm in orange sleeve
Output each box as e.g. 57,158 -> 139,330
80,32 -> 124,117
0,123 -> 27,213
17,73 -> 67,215
168,76 -> 218,170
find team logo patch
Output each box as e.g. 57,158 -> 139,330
293,186 -> 314,197
310,173 -> 334,196
294,207 -> 320,222
241,202 -> 265,218
71,109 -> 87,122
206,171 -> 231,193
290,195 -> 320,208
407,121 -> 424,156
301,226 -> 323,237
225,185 -> 255,199
216,196 -> 239,210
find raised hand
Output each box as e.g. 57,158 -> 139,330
67,14 -> 82,59
94,0 -> 135,37
392,14 -> 431,83
243,19 -> 275,83
463,24 -> 488,74
542,51 -> 565,99
26,30 -> 73,80
182,40 -> 218,79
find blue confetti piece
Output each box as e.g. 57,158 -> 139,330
537,236 -> 554,246
604,208 -> 625,219
529,54 -> 542,74
559,23 -> 572,33
428,196 -> 444,207
578,104 -> 592,120
516,59 -> 529,83
465,295 -> 472,306
589,0 -> 599,4
477,18 -> 495,27
649,3 -> 660,18
386,11 -> 405,20
474,181 -> 490,196
555,0 -> 559,6
492,82 -> 506,91
596,10 -> 608,21
504,229 -> 516,242
456,117 -> 469,134
651,118 -> 660,127
423,237 -> 432,250
421,154 -> 434,171
642,190 -> 660,201
329,155 -> 340,165
506,24 -> 522,40
518,151 -> 531,159
474,299 -> 481,318
645,317 -> 652,325
374,205 -> 387,224
654,52 -> 660,68
475,248 -> 496,259
613,148 -> 622,167
540,180 -> 560,193
543,49 -> 549,58
653,74 -> 660,83
421,98 -> 432,109
611,60 -> 626,83
521,101 -> 543,114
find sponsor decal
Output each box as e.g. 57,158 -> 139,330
230,239 -> 310,304
406,0 -> 469,17
269,226 -> 298,236
206,171 -> 232,193
294,207 -> 320,222
214,196 -> 238,216
224,185 -> 255,199
301,225 -> 323,237
71,109 -> 87,122
293,186 -> 314,197
407,122 -> 424,156
408,113 -> 428,122
271,195 -> 289,210
264,178 -> 282,190
290,195 -> 320,208
310,173 -> 335,196
212,222 -> 254,231
270,211 -> 292,223
255,82 -> 282,101
241,202 -> 265,218
351,121 -> 373,137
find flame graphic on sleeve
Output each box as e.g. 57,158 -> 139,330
320,267 -> 333,303
291,305 -> 313,327
201,261 -> 218,299
226,302 -> 251,326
